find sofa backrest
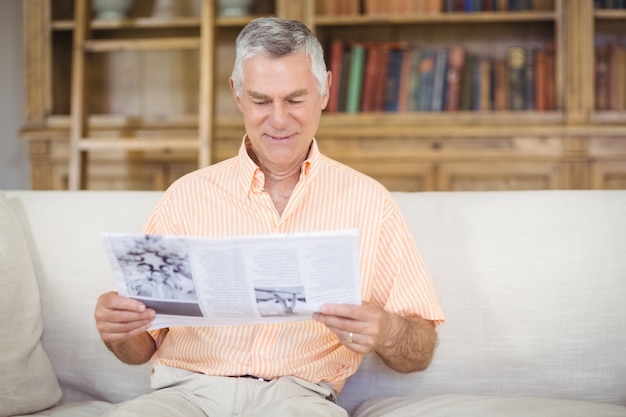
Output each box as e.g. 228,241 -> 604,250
6,190 -> 626,414
340,190 -> 626,413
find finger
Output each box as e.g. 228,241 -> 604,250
318,303 -> 362,319
99,291 -> 148,313
98,317 -> 154,344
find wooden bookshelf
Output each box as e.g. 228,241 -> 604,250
20,0 -> 626,191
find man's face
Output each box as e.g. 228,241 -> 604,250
231,52 -> 330,175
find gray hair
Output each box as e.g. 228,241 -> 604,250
231,17 -> 328,96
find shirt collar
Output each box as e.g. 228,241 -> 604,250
237,135 -> 320,196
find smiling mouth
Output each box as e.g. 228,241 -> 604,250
266,134 -> 294,141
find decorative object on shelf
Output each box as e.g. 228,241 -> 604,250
93,0 -> 134,20
218,0 -> 254,16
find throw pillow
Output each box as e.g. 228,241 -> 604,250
0,191 -> 62,416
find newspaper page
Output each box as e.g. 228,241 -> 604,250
101,230 -> 361,329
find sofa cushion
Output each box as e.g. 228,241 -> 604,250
0,191 -> 62,416
4,191 -> 156,404
353,394 -> 626,417
12,401 -> 114,417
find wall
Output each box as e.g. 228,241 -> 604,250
0,1 -> 29,190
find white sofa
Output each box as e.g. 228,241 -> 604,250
2,189 -> 625,417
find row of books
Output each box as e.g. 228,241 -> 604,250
316,0 -> 554,15
594,0 -> 626,8
326,40 -> 557,113
442,0 -> 553,12
595,42 -> 626,110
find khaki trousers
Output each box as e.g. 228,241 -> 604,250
103,366 -> 348,417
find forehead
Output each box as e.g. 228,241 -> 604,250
241,52 -> 316,90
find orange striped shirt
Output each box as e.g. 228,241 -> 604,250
144,138 -> 444,392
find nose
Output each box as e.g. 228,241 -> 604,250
269,101 -> 289,129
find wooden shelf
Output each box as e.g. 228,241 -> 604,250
314,11 -> 558,26
83,37 -> 201,52
594,9 -> 626,19
51,14 -> 268,30
20,0 -> 626,191
51,17 -> 203,30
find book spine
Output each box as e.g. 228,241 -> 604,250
523,47 -> 535,110
444,46 -> 466,111
382,48 -> 406,112
608,43 -> 626,110
595,44 -> 610,111
417,50 -> 436,111
544,44 -> 556,110
360,45 -> 381,112
407,48 -> 423,111
461,53 -> 475,110
397,47 -> 414,112
431,49 -> 449,111
508,46 -> 526,110
479,57 -> 492,111
493,57 -> 509,111
326,39 -> 344,113
534,49 -> 546,111
473,58 -> 481,110
345,44 -> 366,113
338,48 -> 352,112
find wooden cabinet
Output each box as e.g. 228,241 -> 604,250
20,0 -> 626,191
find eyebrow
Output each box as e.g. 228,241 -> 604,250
247,88 -> 309,100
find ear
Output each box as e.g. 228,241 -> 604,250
229,77 -> 243,112
321,70 -> 331,110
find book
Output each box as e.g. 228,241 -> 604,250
383,48 -> 404,112
444,45 -> 466,111
345,44 -> 366,113
479,57 -> 492,111
472,57 -> 487,110
316,0 -> 336,15
544,43 -> 556,110
397,47 -> 415,112
417,50 -> 436,111
608,42 -> 626,110
461,53 -> 476,110
338,47 -> 352,112
361,44 -> 388,112
595,44 -> 610,111
445,0 -> 457,11
382,48 -> 407,112
431,48 -> 450,111
407,47 -> 424,111
535,48 -> 546,111
523,47 -> 536,110
318,0 -> 361,14
326,39 -> 345,113
493,57 -> 509,111
508,46 -> 526,110
532,0 -> 554,10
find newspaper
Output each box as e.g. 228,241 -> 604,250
101,229 -> 361,329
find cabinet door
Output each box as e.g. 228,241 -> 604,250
437,162 -> 563,191
592,3 -> 626,117
589,136 -> 626,190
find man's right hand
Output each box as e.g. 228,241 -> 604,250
94,291 -> 157,364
